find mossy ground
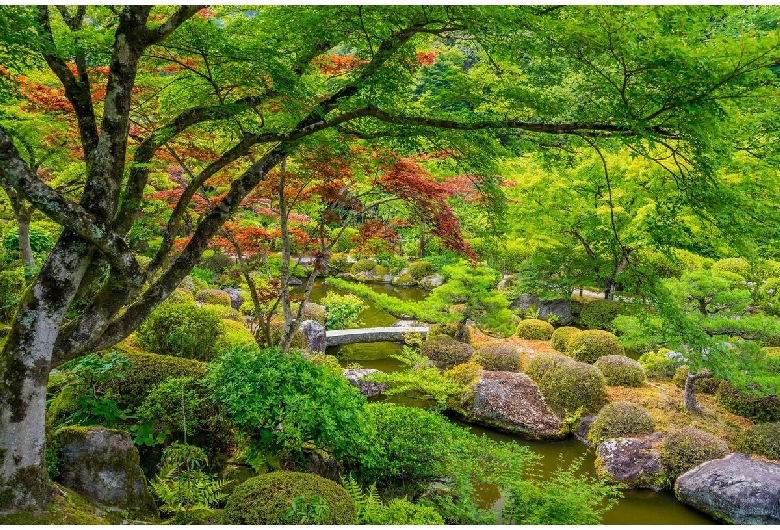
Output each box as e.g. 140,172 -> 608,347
0,484 -> 109,524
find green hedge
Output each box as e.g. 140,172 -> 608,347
578,299 -> 631,331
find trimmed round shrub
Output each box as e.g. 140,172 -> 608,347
408,260 -> 436,281
217,319 -> 257,350
202,303 -> 243,322
578,299 -> 630,331
638,348 -> 679,379
715,381 -> 780,423
422,335 -> 474,369
301,302 -> 326,325
551,326 -> 581,353
711,257 -> 750,279
515,319 -> 554,340
327,253 -> 350,274
136,303 -> 225,361
164,288 -> 196,305
567,330 -> 625,364
223,471 -> 356,525
351,259 -> 377,274
427,322 -> 471,343
200,252 -> 234,272
472,344 -> 522,372
535,360 -> 608,416
594,355 -> 646,387
736,422 -> 780,460
525,353 -> 572,386
587,402 -> 656,445
195,289 -> 232,307
660,427 -> 729,481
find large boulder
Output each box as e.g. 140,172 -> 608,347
595,433 -> 667,490
419,273 -> 444,289
300,319 -> 326,353
342,368 -> 388,397
459,371 -> 564,439
510,294 -> 572,325
222,288 -> 245,310
675,452 -> 780,524
55,426 -> 157,518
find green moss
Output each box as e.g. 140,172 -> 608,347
0,484 -> 109,524
588,402 -> 655,445
223,471 -> 356,524
567,330 -> 625,364
660,427 -> 728,481
515,319 -> 554,340
195,289 -> 232,307
594,355 -> 646,387
550,326 -> 582,352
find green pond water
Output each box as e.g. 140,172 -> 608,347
299,279 -> 717,525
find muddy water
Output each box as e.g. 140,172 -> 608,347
302,279 -> 716,525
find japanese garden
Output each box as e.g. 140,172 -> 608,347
2,5 -> 780,525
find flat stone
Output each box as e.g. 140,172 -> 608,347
675,452 -> 780,524
595,433 -> 666,490
342,368 -> 388,397
326,326 -> 428,347
465,371 -> 564,439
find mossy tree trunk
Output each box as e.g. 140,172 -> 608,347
683,371 -> 712,412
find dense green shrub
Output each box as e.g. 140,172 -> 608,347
515,319 -> 554,340
208,346 -> 366,460
165,288 -> 196,305
268,318 -> 307,350
525,353 -> 572,385
594,355 -> 646,387
660,427 -> 728,481
0,268 -> 26,322
638,349 -> 679,379
321,292 -> 365,330
299,302 -> 326,324
587,402 -> 655,445
567,330 -> 625,364
472,344 -> 522,372
195,289 -> 232,307
200,253 -> 234,273
533,360 -> 608,416
136,303 -> 225,361
422,335 -> 474,369
351,259 -> 377,274
612,315 -> 665,353
428,321 -> 471,343
711,257 -> 749,279
327,253 -> 350,275
409,260 -> 436,281
223,472 -> 356,525
756,277 -> 780,316
551,326 -> 581,353
202,303 -> 243,322
578,299 -> 631,331
217,319 -> 257,350
341,476 -> 444,524
735,422 -> 780,460
715,381 -> 780,423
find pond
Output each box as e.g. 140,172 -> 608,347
299,279 -> 716,525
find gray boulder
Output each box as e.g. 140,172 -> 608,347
675,452 -> 780,524
300,319 -> 326,353
222,288 -> 245,310
459,371 -> 564,439
288,276 -> 303,286
343,368 -> 388,397
595,433 -> 667,490
56,426 -> 157,517
575,415 -> 597,445
510,294 -> 572,325
419,273 -> 444,289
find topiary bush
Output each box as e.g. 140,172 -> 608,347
0,268 -> 26,323
422,335 -> 474,369
472,344 -> 522,372
136,303 -> 226,361
551,326 -> 582,353
715,381 -> 780,423
735,422 -> 780,460
587,402 -> 655,445
195,289 -> 232,307
351,259 -> 377,275
711,257 -> 750,279
567,330 -> 625,364
427,322 -> 471,343
223,472 -> 356,525
660,427 -> 728,481
515,319 -> 554,340
217,319 -> 257,350
164,288 -> 196,305
638,348 -> 679,380
578,299 -> 631,331
408,260 -> 436,281
525,353 -> 572,385
200,252 -> 234,273
531,359 -> 608,417
594,355 -> 646,387
327,253 -> 350,275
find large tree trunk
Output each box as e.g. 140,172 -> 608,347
16,208 -> 36,271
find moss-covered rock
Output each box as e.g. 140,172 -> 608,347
54,426 -> 158,518
736,422 -> 780,460
223,471 -> 356,525
567,330 -> 625,364
594,432 -> 667,490
422,335 -> 474,369
550,326 -> 582,352
0,484 -> 110,524
660,427 -> 729,481
515,319 -> 554,340
595,355 -> 646,387
195,289 -> 233,307
588,402 -> 656,445
715,381 -> 780,423
472,344 -> 523,372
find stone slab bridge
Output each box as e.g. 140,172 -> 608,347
325,326 -> 429,347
